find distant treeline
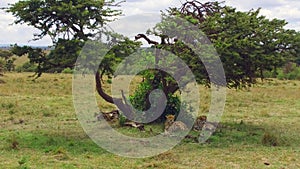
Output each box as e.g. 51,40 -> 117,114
0,44 -> 51,50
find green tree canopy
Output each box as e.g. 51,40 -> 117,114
7,0 -> 122,41
157,1 -> 299,88
6,0 -> 123,76
94,1 -> 300,121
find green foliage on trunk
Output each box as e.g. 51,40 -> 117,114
129,70 -> 182,122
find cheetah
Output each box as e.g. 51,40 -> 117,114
164,114 -> 188,133
193,115 -> 207,131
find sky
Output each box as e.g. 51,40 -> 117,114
0,0 -> 299,46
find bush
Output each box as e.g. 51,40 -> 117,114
276,70 -> 285,80
262,70 -> 277,78
16,61 -> 37,72
129,73 -> 183,123
129,80 -> 153,112
62,67 -> 74,74
276,63 -> 300,80
287,68 -> 300,80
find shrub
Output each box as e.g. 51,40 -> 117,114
262,70 -> 277,78
129,73 -> 186,123
62,67 -> 74,74
15,61 -> 37,72
287,67 -> 300,80
129,79 -> 153,112
276,70 -> 285,80
276,63 -> 300,80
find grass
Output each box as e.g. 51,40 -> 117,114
0,72 -> 299,168
13,55 -> 30,67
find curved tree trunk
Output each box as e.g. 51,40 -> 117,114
95,71 -> 134,119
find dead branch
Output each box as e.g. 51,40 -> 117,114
135,34 -> 159,45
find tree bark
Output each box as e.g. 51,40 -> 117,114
95,71 -> 134,119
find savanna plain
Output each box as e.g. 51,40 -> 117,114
0,72 -> 299,168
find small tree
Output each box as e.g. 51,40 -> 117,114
0,49 -> 15,72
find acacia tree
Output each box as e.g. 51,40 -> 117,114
94,1 -> 226,122
161,1 -> 298,88
6,0 -> 123,76
94,0 -> 299,122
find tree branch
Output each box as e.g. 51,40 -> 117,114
95,71 -> 134,119
135,34 -> 159,45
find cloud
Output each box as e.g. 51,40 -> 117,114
0,0 -> 52,45
109,13 -> 161,38
226,0 -> 285,10
122,0 -> 182,16
225,0 -> 300,30
0,0 -> 16,7
0,0 -> 300,46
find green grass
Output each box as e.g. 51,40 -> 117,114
0,73 -> 300,168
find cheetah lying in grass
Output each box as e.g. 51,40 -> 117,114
164,115 -> 188,134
